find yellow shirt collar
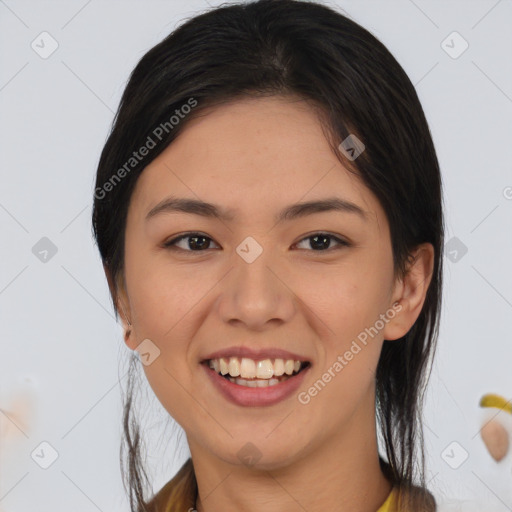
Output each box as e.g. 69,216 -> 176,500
377,486 -> 397,512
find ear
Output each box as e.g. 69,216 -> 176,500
382,242 -> 435,341
103,263 -> 135,348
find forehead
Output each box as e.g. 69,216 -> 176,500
130,95 -> 383,229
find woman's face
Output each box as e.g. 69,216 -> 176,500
118,95 -> 417,469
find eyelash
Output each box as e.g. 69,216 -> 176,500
162,232 -> 350,254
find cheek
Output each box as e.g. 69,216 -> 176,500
127,251 -> 209,337
299,274 -> 385,421
292,261 -> 387,342
128,263 -> 204,420
289,256 -> 391,392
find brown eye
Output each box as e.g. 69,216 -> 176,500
294,233 -> 349,251
163,233 -> 220,252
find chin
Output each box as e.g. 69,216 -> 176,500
207,437 -> 306,471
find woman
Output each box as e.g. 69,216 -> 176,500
92,0 -> 444,510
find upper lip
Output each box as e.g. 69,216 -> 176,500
201,346 -> 310,363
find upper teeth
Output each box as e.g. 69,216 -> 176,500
208,357 -> 303,379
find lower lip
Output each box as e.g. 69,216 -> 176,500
201,362 -> 311,407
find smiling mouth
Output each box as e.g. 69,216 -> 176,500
202,357 -> 311,388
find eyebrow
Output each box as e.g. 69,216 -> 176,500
145,196 -> 369,223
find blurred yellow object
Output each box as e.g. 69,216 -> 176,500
479,393 -> 512,414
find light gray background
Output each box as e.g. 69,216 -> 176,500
1,0 -> 511,510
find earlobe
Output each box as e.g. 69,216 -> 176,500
123,325 -> 133,346
118,294 -> 135,350
117,288 -> 134,346
103,264 -> 134,347
382,243 -> 435,341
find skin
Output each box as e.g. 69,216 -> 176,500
112,95 -> 434,512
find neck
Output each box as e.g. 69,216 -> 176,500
190,389 -> 393,512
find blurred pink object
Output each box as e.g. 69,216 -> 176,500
0,375 -> 38,510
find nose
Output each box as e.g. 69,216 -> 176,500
215,241 -> 296,331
